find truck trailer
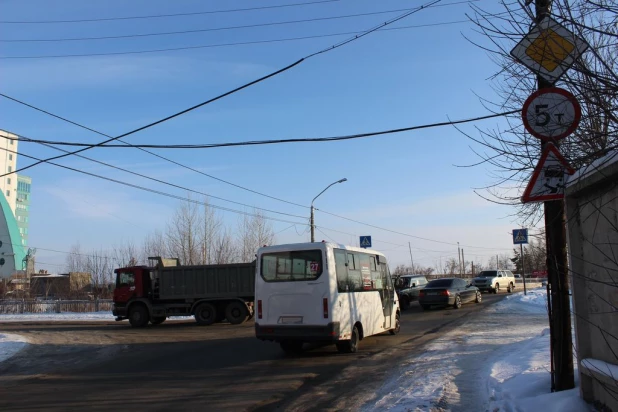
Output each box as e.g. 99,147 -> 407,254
113,257 -> 256,327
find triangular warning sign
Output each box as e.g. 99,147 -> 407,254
522,143 -> 575,203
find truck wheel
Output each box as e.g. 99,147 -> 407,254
336,325 -> 359,354
194,303 -> 217,326
225,301 -> 249,325
494,283 -> 500,294
129,305 -> 149,328
507,283 -> 513,293
150,316 -> 166,325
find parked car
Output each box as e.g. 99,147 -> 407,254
394,275 -> 428,310
471,270 -> 516,294
418,278 -> 481,310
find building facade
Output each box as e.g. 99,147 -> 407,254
16,175 -> 31,246
0,130 -> 31,278
0,130 -> 18,216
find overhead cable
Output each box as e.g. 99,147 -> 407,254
12,110 -> 520,149
0,0 -> 440,178
2,2 -> 472,43
0,0 -> 341,24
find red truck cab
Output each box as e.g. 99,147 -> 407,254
113,266 -> 151,320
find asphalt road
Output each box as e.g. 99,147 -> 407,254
0,293 -> 507,412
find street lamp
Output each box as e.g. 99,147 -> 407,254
310,178 -> 347,242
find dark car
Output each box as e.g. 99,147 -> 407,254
394,275 -> 428,310
418,278 -> 482,310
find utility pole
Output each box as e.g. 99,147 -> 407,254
457,242 -> 461,277
408,242 -> 415,272
535,0 -> 574,391
496,254 -> 499,270
461,249 -> 465,277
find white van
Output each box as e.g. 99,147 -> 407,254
254,242 -> 401,354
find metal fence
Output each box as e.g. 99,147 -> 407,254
0,300 -> 113,314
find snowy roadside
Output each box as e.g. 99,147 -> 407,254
0,333 -> 29,364
0,312 -> 194,322
363,289 -> 594,412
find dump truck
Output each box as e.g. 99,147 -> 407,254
112,257 -> 256,327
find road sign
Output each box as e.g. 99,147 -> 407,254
513,229 -> 529,245
510,16 -> 589,84
522,143 -> 575,203
522,87 -> 581,141
360,236 -> 372,248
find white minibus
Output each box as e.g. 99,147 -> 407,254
255,242 -> 400,354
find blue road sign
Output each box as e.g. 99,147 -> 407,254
513,229 -> 529,245
360,236 -> 372,248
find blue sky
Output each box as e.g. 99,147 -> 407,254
0,0 -> 536,271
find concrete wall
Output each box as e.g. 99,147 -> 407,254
566,152 -> 618,412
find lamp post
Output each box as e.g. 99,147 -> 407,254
310,178 -> 347,242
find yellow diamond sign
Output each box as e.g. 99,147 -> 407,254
511,17 -> 588,84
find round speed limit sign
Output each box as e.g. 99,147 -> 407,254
522,87 -> 581,141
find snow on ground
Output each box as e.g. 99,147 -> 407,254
364,288 -> 595,412
0,312 -> 194,322
0,333 -> 29,363
0,311 -> 117,322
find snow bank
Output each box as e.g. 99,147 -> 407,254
365,288 -> 595,411
0,333 -> 28,363
0,311 -> 195,322
487,288 -> 548,314
0,311 -> 117,322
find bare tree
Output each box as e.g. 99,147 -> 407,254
200,197 -> 222,265
237,209 -> 276,262
462,1 -> 617,223
444,258 -> 460,275
142,229 -> 167,262
167,196 -> 202,265
85,249 -> 112,299
212,228 -> 237,264
65,243 -> 87,273
112,239 -> 139,268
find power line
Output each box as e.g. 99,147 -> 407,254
0,19 -> 477,60
0,1 -> 440,178
5,131 -> 308,220
0,95 -> 308,209
12,109 -> 520,149
0,0 -> 340,24
2,3 -> 472,42
0,146 -> 309,227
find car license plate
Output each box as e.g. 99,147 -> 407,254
428,292 -> 438,295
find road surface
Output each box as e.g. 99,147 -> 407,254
0,293 -> 507,411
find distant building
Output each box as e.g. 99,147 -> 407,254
0,192 -> 27,279
0,130 -> 32,278
16,175 -> 31,247
0,130 -> 18,216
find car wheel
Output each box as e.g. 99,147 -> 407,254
421,304 -> 431,311
475,291 -> 482,304
400,296 -> 410,311
453,295 -> 462,309
389,314 -> 401,335
494,283 -> 500,294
